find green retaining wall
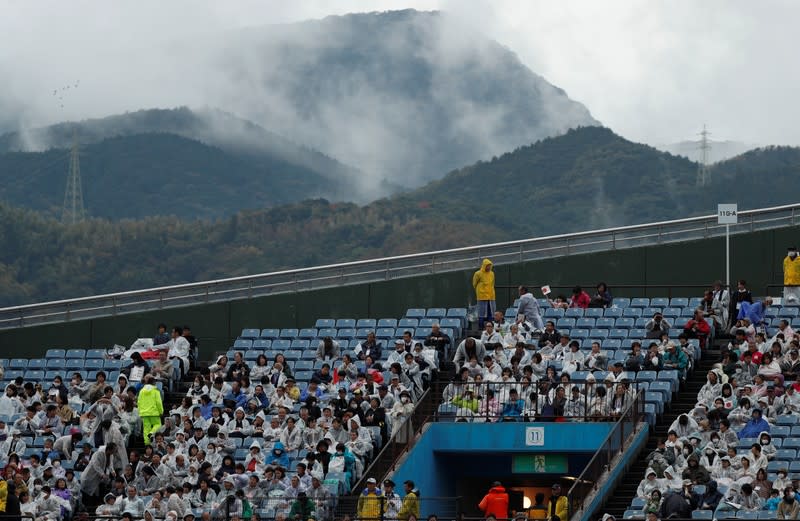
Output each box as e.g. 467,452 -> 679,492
1,225 -> 797,358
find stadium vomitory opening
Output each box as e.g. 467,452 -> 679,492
2,204 -> 800,521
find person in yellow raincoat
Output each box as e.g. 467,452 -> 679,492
473,258 -> 496,328
357,478 -> 384,521
784,247 -> 800,304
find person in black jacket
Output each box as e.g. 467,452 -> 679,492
5,481 -> 22,521
729,279 -> 753,329
424,324 -> 451,359
538,321 -> 561,348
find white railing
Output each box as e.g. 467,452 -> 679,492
1,203 -> 798,329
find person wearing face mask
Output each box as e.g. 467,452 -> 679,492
390,390 -> 415,443
777,486 -> 800,519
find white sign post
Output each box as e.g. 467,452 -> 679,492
718,204 -> 738,291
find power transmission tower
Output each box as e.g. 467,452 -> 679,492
696,124 -> 712,187
62,129 -> 86,224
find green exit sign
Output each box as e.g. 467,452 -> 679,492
512,454 -> 568,474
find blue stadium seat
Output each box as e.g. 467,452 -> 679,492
557,318 -> 576,329
691,511 -> 713,520
571,329 -> 589,340
354,328 -> 372,338
378,318 -> 398,329
589,329 -> 609,339
645,391 -> 664,414
623,510 -> 643,519
790,426 -> 800,437
234,339 -> 253,349
405,309 -> 426,319
643,403 -> 657,427
771,426 -> 791,438
84,359 -> 103,370
45,349 -> 66,359
272,339 -> 291,350
663,307 -> 681,318
65,359 -> 84,370
777,415 -> 800,426
674,318 -> 689,328
298,328 -> 318,339
427,308 -> 447,319
283,350 -> 302,361
636,371 -> 657,382
336,319 -> 356,329
565,308 -> 584,318
604,308 -> 623,318
260,329 -> 280,339
768,461 -> 788,473
356,319 -> 377,329
375,328 -> 394,339
621,339 -> 637,350
46,358 -> 66,369
240,329 -> 260,340
65,349 -> 85,359
504,307 -> 517,319
584,308 -> 603,318
641,307 -> 661,317
608,329 -> 628,340
279,329 -> 299,339
650,297 -> 669,307
612,298 -> 630,308
576,318 -> 595,328
440,317 -> 462,333
446,308 -> 467,321
779,307 -> 800,318
9,359 -> 28,369
24,370 -> 45,382
544,308 -> 564,318
669,297 -> 689,308
630,298 -> 649,308
291,340 -> 310,350
616,318 -> 635,329
335,329 -> 355,340
27,359 -> 46,369
315,319 -> 335,329
595,318 -> 615,329
649,381 -> 672,400
630,498 -> 646,509
688,297 -> 703,308
758,512 -> 778,520
294,360 -> 313,371
398,318 -> 418,329
415,327 -> 432,339
602,339 -> 622,350
316,328 -> 336,338
252,339 -> 272,349
244,351 -> 259,362
294,370 -> 313,382
623,308 -> 642,318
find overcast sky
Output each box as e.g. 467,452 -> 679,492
1,0 -> 797,146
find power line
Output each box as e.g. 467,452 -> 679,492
696,124 -> 711,187
61,129 -> 86,224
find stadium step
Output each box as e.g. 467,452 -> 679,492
599,344 -> 722,520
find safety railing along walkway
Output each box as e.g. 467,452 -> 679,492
2,203 -> 799,329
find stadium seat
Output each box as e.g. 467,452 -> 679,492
565,308 -> 584,318
595,318 -> 614,329
240,329 -> 260,340
27,359 -> 46,369
66,349 -> 85,359
607,329 -> 628,340
771,426 -> 791,438
24,370 -> 45,382
604,308 -> 623,318
378,318 -> 398,329
584,308 -> 603,318
662,307 -> 681,318
315,319 -> 335,329
291,340 -> 310,350
782,438 -> 800,449
616,318 -> 635,329
335,319 -> 356,329
636,371 -> 657,382
336,329 -> 356,340
252,339 -> 272,349
283,350 -> 302,361
9,359 -> 28,369
84,359 -> 103,370
398,318 -> 418,329
405,309 -> 426,319
571,329 -> 589,340
356,319 -> 377,329
272,339 -> 291,350
612,298 -> 630,308
279,329 -> 299,339
576,318 -> 595,329
395,328 -> 414,338
630,498 -> 646,509
557,318 -> 576,329
45,349 -> 66,359
446,308 -> 467,322
418,318 -> 437,328
46,358 -> 66,369
298,328 -> 318,339
777,415 -> 800,426
602,339 -> 622,350
244,351 -> 259,362
66,359 -> 84,370
691,511 -> 713,520
650,297 -> 669,307
260,329 -> 280,339
779,307 -> 800,318
645,391 -> 664,414
623,308 -> 642,318
623,510 -> 643,519
630,298 -> 649,308
544,308 -> 564,318
643,403 -> 657,427
427,308 -> 447,319
415,327 -> 432,340
233,339 -> 253,349
589,329 -> 609,339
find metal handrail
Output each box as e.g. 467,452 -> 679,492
2,202 -> 799,329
